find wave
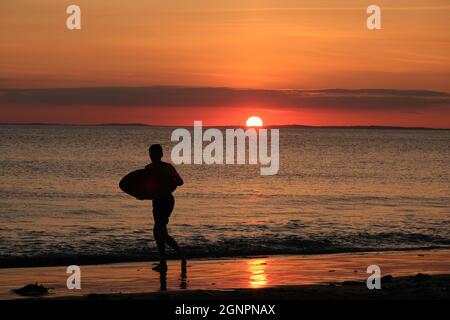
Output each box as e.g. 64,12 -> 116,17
1,232 -> 449,268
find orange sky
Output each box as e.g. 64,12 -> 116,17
0,0 -> 449,127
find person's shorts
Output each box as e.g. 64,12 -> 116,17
152,194 -> 175,225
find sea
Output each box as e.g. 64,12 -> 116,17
1,125 -> 449,268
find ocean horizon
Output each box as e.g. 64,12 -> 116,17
2,123 -> 449,130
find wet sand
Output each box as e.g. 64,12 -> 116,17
1,249 -> 449,300
73,274 -> 450,300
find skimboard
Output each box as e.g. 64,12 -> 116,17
119,169 -> 176,200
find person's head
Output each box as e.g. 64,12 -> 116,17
149,144 -> 163,162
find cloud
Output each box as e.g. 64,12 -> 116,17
0,86 -> 449,111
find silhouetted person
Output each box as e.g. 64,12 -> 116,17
145,144 -> 186,273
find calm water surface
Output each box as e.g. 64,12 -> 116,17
0,125 -> 449,267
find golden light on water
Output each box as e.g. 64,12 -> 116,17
248,259 -> 268,288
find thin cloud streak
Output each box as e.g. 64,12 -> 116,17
193,6 -> 450,13
0,87 -> 449,111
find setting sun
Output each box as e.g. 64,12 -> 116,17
246,116 -> 263,127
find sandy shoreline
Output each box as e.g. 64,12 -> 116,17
64,274 -> 450,300
1,249 -> 449,300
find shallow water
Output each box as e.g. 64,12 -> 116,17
0,125 -> 449,267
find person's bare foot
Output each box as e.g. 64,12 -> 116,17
152,263 -> 167,272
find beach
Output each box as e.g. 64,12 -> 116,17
2,249 -> 449,300
71,274 -> 450,300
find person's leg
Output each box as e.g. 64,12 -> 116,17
164,196 -> 187,272
153,223 -> 167,271
154,195 -> 187,272
164,233 -> 182,256
157,222 -> 187,273
165,233 -> 187,272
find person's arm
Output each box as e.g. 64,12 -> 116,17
159,164 -> 182,195
169,164 -> 184,186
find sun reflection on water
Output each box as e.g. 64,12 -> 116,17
248,259 -> 268,288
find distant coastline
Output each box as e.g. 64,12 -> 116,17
1,123 -> 449,130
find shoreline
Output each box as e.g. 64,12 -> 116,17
2,246 -> 449,270
1,249 -> 450,300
